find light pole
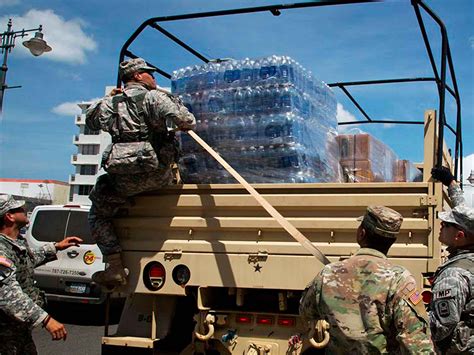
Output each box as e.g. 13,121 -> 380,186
0,18 -> 52,114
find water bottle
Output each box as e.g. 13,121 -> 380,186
208,90 -> 224,114
251,86 -> 262,114
259,56 -> 271,84
252,58 -> 261,86
278,56 -> 290,85
222,88 -> 235,115
261,86 -> 274,112
234,88 -> 245,115
223,60 -> 235,87
242,87 -> 253,114
240,57 -> 254,86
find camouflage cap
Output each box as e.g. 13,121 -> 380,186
439,205 -> 474,234
119,58 -> 155,79
0,194 -> 25,216
358,205 -> 403,239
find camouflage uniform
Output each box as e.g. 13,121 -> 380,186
430,183 -> 474,354
300,206 -> 434,354
86,69 -> 196,256
0,233 -> 57,355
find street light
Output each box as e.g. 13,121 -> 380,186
0,18 -> 52,114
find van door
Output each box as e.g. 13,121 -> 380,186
58,208 -> 104,298
28,209 -> 70,293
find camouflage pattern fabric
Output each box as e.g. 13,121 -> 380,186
0,233 -> 57,354
448,182 -> 466,208
300,248 -> 434,354
86,82 -> 196,256
429,249 -> 474,354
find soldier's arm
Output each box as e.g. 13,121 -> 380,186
391,272 -> 435,353
145,91 -> 196,132
85,97 -> 113,131
299,271 -> 324,321
447,182 -> 466,207
30,242 -> 57,267
0,259 -> 48,327
429,268 -> 469,343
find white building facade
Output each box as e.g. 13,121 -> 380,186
69,90 -> 112,205
0,178 -> 69,205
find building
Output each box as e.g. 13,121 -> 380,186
0,178 -> 69,210
69,87 -> 113,205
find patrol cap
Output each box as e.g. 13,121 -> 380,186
439,205 -> 474,234
0,194 -> 25,216
357,205 -> 403,239
119,58 -> 155,79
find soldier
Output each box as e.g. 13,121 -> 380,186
86,57 -> 196,288
300,205 -> 434,353
0,194 -> 83,354
430,167 -> 474,353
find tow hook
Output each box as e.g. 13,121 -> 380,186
308,319 -> 330,348
194,313 -> 215,341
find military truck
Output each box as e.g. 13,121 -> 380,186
100,1 -> 464,354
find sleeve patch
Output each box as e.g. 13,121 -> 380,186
401,282 -> 416,296
0,256 -> 12,268
435,289 -> 452,299
408,290 -> 422,306
437,300 -> 450,317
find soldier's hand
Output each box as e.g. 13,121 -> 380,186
108,87 -> 123,96
45,317 -> 67,341
55,236 -> 83,251
431,166 -> 454,186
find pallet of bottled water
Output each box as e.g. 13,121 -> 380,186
172,55 -> 342,183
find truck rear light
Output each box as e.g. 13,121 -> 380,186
235,314 -> 252,324
143,261 -> 166,291
278,317 -> 296,327
422,290 -> 432,304
256,315 -> 274,325
172,264 -> 191,286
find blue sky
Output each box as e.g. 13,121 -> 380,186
0,0 -> 472,182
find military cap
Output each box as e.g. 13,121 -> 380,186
119,58 -> 155,79
439,205 -> 474,234
0,194 -> 25,216
358,205 -> 403,239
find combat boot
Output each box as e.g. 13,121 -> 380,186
92,253 -> 128,288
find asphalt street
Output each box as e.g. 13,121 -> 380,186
32,301 -> 122,355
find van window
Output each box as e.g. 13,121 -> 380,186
31,210 -> 69,242
65,211 -> 94,244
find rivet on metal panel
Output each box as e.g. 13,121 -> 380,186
330,231 -> 335,243
189,228 -> 193,236
408,231 -> 413,244
257,229 -> 262,238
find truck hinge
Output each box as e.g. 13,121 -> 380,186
420,196 -> 437,206
248,251 -> 268,264
164,249 -> 182,261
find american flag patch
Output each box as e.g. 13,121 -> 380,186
409,291 -> 422,305
0,256 -> 12,268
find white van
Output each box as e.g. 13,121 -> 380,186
25,204 -> 107,304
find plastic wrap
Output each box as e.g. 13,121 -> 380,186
337,133 -> 399,182
172,56 -> 341,184
394,159 -> 422,182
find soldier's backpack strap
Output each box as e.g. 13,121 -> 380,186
110,90 -> 148,142
126,91 -> 148,141
111,94 -> 127,142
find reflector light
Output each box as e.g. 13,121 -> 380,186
63,205 -> 81,208
235,315 -> 252,324
149,264 -> 165,278
256,316 -> 274,325
422,290 -> 433,304
278,317 -> 296,327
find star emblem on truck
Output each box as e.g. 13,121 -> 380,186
254,263 -> 262,272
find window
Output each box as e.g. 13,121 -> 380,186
80,165 -> 97,175
81,145 -> 99,155
65,211 -> 94,244
31,210 -> 94,244
84,126 -> 100,135
68,187 -> 74,202
31,210 -> 69,242
78,185 -> 93,195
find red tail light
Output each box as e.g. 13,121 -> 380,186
143,261 -> 166,291
256,316 -> 274,325
278,317 -> 296,327
236,314 -> 252,324
422,290 -> 432,304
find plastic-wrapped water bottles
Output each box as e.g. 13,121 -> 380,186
173,55 -> 341,184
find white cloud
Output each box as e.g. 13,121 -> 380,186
51,101 -> 81,116
0,9 -> 97,64
336,103 -> 357,123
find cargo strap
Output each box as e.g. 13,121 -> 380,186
187,130 -> 330,265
